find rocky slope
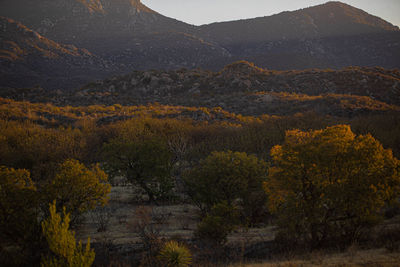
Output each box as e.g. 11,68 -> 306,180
0,0 -> 189,43
0,17 -> 120,89
3,61 -> 399,117
73,61 -> 400,106
0,0 -> 230,71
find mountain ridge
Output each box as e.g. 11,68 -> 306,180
197,1 -> 399,45
0,1 -> 399,89
198,1 -> 399,29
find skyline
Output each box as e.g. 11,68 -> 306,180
141,0 -> 400,27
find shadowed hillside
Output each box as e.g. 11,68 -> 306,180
0,17 -> 120,89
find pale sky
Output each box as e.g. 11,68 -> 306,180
141,0 -> 400,27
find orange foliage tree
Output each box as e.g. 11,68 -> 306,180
265,125 -> 400,247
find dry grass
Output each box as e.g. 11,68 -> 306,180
234,249 -> 400,267
77,186 -> 400,267
76,185 -> 276,246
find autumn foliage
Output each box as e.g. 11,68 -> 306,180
41,202 -> 95,267
265,125 -> 400,247
43,159 -> 111,224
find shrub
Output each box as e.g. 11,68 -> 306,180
0,166 -> 40,264
195,202 -> 240,246
158,241 -> 192,267
41,201 -> 95,267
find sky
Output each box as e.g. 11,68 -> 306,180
141,0 -> 400,27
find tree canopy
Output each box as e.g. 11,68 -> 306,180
184,150 -> 268,222
103,133 -> 173,202
265,125 -> 400,247
43,159 -> 111,224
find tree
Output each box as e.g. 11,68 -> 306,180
195,202 -> 240,246
0,120 -> 88,182
265,125 -> 400,247
103,136 -> 173,202
43,159 -> 111,224
41,201 -> 95,267
184,151 -> 268,223
0,166 -> 40,265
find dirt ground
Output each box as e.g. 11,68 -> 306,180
76,185 -> 276,247
76,185 -> 400,266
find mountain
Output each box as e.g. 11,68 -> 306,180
0,17 -> 119,89
198,1 -> 398,44
0,0 -> 230,70
0,0 -> 188,43
196,1 -> 400,69
0,1 -> 399,90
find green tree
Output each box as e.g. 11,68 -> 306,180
184,151 -> 268,222
103,136 -> 173,202
265,125 -> 400,247
43,159 -> 111,224
41,202 -> 95,267
195,202 -> 240,246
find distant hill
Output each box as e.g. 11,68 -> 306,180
0,1 -> 399,89
198,1 -> 399,44
3,61 -> 399,117
196,1 -> 400,69
0,17 -> 120,89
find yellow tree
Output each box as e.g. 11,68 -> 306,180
43,159 -> 111,225
0,166 -> 39,265
41,201 -> 95,267
265,125 -> 400,247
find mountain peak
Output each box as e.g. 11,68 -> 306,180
99,0 -> 157,14
199,1 -> 399,47
299,1 -> 399,33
